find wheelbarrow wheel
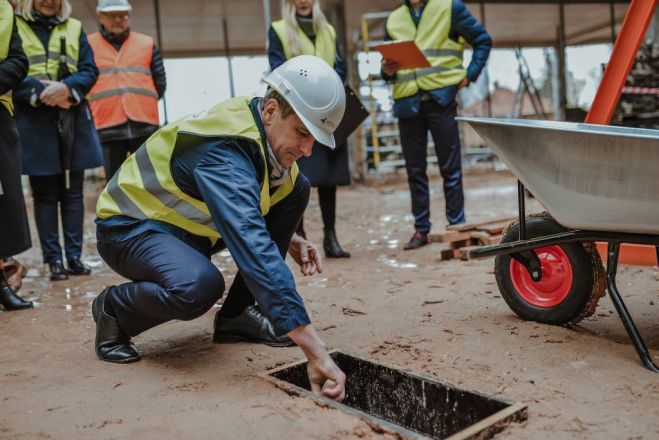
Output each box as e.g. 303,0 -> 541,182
494,213 -> 606,325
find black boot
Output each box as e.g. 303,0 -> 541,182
68,258 -> 91,276
213,305 -> 294,347
92,288 -> 140,363
323,228 -> 350,258
49,260 -> 68,281
0,271 -> 33,311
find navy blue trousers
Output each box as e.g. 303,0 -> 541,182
29,172 -> 85,263
398,100 -> 465,233
96,176 -> 310,337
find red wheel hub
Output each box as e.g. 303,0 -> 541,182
509,246 -> 573,308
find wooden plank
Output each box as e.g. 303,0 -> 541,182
475,220 -> 513,235
458,246 -> 481,261
446,222 -> 476,232
428,231 -> 472,244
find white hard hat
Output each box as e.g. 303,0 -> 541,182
263,55 -> 346,149
97,0 -> 132,12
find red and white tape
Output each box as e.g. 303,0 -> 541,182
622,86 -> 659,95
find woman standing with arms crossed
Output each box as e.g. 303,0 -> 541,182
268,0 -> 351,258
13,0 -> 102,281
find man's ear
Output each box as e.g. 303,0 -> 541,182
262,98 -> 279,124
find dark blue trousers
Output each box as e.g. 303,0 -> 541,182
96,175 -> 310,337
398,100 -> 465,233
29,172 -> 85,263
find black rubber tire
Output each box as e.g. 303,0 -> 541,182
494,215 -> 600,325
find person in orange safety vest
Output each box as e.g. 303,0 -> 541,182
87,0 -> 166,182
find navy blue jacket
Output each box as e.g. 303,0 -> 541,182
383,0 -> 492,117
13,13 -> 102,176
96,98 -> 311,335
267,24 -> 347,82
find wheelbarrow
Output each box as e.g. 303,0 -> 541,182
458,117 -> 659,372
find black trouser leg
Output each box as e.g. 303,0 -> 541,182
97,232 -> 225,336
101,135 -> 149,182
218,174 -> 310,318
61,171 -> 85,261
318,186 -> 337,231
29,175 -> 63,263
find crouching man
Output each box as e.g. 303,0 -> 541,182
93,55 -> 346,400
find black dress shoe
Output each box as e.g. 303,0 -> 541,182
0,278 -> 33,311
213,305 -> 294,347
68,258 -> 91,276
403,231 -> 428,250
92,288 -> 140,363
323,228 -> 350,258
49,260 -> 68,281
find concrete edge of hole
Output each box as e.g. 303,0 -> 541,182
258,349 -> 529,440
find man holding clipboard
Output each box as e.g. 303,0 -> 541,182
377,0 -> 491,250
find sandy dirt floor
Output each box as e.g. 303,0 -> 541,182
1,168 -> 658,439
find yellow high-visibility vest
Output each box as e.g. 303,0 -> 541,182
386,0 -> 466,100
0,1 -> 14,114
16,15 -> 80,80
271,19 -> 336,66
96,97 -> 300,245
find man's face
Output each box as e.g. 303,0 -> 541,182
262,99 -> 314,168
98,11 -> 131,35
34,0 -> 61,17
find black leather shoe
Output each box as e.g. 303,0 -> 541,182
68,258 -> 91,276
323,228 -> 350,258
0,277 -> 33,311
213,305 -> 294,347
49,260 -> 68,281
403,231 -> 428,250
92,288 -> 140,363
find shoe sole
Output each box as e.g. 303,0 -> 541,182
213,334 -> 295,348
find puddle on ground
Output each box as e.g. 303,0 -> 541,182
377,255 -> 417,269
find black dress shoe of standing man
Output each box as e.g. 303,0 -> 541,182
49,260 -> 68,281
403,231 -> 428,250
68,258 -> 91,276
213,305 -> 295,347
92,288 -> 140,363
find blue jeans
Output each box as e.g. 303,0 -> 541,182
29,172 -> 85,263
398,99 -> 465,233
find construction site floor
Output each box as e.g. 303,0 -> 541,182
2,169 -> 658,439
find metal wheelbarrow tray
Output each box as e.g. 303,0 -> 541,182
458,117 -> 659,372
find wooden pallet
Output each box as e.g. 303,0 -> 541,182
429,218 -> 513,261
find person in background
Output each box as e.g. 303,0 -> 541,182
382,0 -> 491,250
13,0 -> 102,280
0,0 -> 32,310
87,0 -> 166,182
268,0 -> 351,258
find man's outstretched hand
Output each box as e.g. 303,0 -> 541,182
288,233 -> 323,276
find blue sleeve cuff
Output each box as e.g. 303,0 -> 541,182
272,308 -> 311,336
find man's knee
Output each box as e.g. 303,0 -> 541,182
171,266 -> 225,321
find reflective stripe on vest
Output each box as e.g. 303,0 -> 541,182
96,97 -> 300,245
385,0 -> 466,100
87,32 -> 159,129
271,19 -> 336,66
15,16 -> 80,80
0,1 -> 14,114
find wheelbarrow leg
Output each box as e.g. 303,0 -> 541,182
606,242 -> 659,372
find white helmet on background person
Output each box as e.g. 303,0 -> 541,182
97,0 -> 132,13
262,55 -> 346,149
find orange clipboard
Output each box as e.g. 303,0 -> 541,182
373,40 -> 431,69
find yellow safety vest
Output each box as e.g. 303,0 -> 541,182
96,97 -> 300,245
271,19 -> 336,66
386,0 -> 466,100
0,0 -> 14,114
15,15 -> 80,80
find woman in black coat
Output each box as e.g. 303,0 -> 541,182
13,0 -> 102,281
0,0 -> 33,310
268,0 -> 351,258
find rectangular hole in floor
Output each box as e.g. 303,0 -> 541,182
268,352 -> 527,439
